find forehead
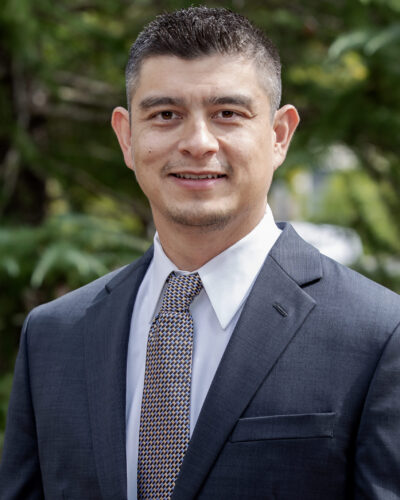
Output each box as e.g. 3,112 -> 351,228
131,54 -> 269,105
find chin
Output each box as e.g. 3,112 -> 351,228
167,208 -> 233,231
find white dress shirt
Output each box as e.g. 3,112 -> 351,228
126,206 -> 281,500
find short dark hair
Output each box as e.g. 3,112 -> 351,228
125,7 -> 281,114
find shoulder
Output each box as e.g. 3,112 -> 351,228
318,252 -> 399,319
29,267 -> 120,323
307,248 -> 400,353
272,223 -> 400,340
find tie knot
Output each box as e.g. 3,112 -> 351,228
160,272 -> 203,313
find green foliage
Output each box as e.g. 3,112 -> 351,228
1,213 -> 149,287
0,213 -> 149,375
0,373 -> 13,458
269,0 -> 400,293
309,168 -> 400,289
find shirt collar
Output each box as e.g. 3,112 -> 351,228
147,206 -> 281,330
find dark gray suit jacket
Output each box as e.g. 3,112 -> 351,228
1,224 -> 400,499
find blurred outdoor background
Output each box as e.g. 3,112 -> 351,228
1,0 -> 399,453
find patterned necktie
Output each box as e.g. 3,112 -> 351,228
137,272 -> 203,500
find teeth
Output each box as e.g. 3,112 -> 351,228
175,173 -> 223,179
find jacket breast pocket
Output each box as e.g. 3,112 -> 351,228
230,412 -> 335,443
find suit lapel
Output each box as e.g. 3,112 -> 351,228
173,224 -> 322,499
84,248 -> 153,500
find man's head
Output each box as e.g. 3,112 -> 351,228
125,7 -> 281,117
112,7 -> 299,259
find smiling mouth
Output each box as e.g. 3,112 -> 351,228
172,173 -> 226,180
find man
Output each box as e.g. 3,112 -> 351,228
1,6 -> 399,500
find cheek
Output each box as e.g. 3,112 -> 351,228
230,134 -> 273,179
218,131 -> 253,167
133,131 -> 173,168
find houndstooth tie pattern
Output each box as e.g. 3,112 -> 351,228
137,272 -> 203,500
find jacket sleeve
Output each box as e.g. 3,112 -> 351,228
0,312 -> 44,500
354,321 -> 400,499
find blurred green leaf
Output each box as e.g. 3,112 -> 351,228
31,243 -> 108,287
365,23 -> 400,54
328,30 -> 372,59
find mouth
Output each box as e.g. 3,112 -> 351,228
171,173 -> 226,180
168,171 -> 227,191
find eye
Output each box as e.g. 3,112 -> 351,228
213,109 -> 240,120
160,111 -> 175,120
149,110 -> 182,124
221,110 -> 235,118
150,110 -> 182,123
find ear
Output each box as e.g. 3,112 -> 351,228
111,106 -> 135,171
272,104 -> 300,171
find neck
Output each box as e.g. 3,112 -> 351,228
155,211 -> 265,271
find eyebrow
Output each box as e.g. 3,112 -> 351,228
139,96 -> 185,110
207,94 -> 254,109
138,94 -> 254,111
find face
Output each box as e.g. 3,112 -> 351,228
112,53 -> 299,241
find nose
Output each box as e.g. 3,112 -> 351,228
178,119 -> 219,158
